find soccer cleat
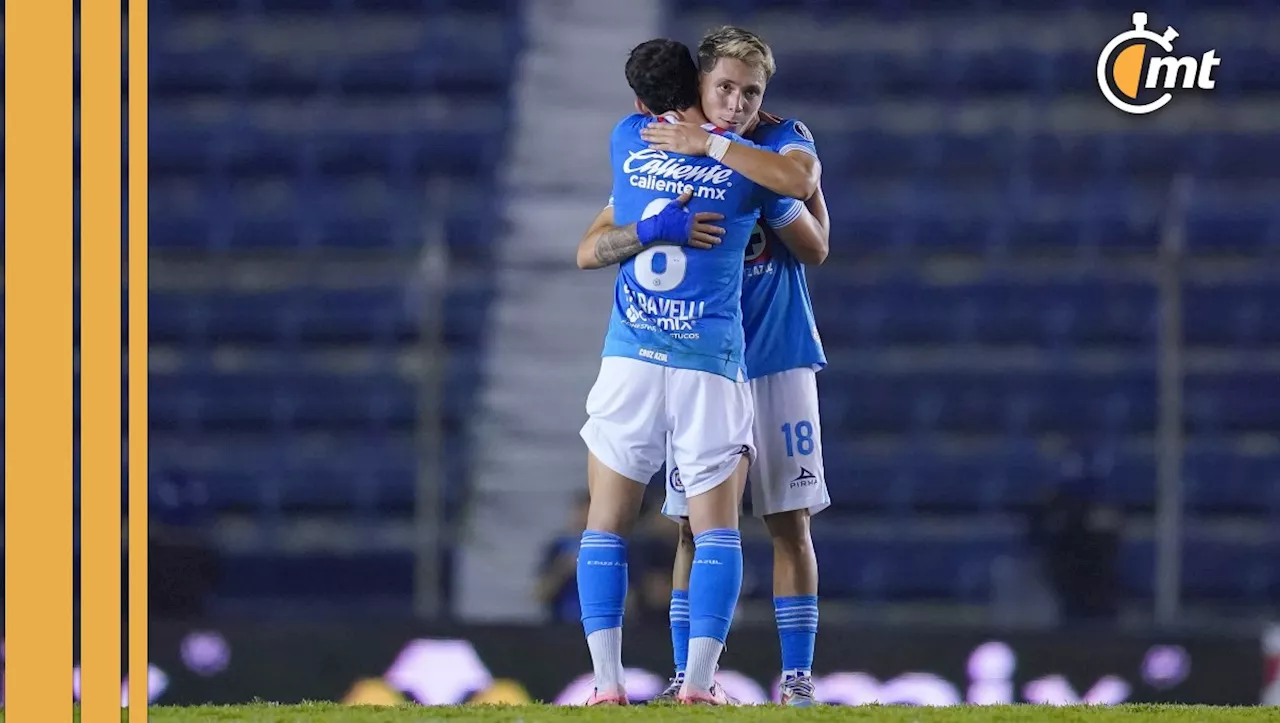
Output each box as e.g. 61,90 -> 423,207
585,687 -> 628,706
677,682 -> 736,706
650,674 -> 684,704
780,672 -> 817,707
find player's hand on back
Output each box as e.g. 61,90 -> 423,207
686,211 -> 726,249
637,190 -> 725,250
684,189 -> 727,249
641,121 -> 713,157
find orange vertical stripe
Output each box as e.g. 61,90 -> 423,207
127,0 -> 151,718
4,1 -> 76,721
81,0 -> 125,720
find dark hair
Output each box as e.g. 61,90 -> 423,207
624,39 -> 700,115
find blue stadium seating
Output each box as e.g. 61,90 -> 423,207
141,0 -> 524,609
213,550 -> 416,602
822,443 -> 1280,516
740,530 -> 1280,604
1119,537 -> 1280,602
743,530 -> 1020,602
151,433 -> 420,513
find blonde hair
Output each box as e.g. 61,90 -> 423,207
697,26 -> 776,82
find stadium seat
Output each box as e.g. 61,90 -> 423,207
146,0 -> 519,607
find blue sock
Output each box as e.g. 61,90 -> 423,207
774,595 -> 819,674
577,530 -> 628,636
669,589 -> 690,675
688,529 -> 742,643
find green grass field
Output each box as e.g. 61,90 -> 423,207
20,703 -> 1276,723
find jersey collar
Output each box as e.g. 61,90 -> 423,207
656,112 -> 725,134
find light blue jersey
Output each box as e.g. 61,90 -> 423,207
602,113 -> 803,381
741,117 -> 827,380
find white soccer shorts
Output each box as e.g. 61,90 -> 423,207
580,356 -> 755,498
663,367 -> 829,519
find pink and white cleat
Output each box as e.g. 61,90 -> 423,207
676,682 -> 736,706
585,687 -> 629,706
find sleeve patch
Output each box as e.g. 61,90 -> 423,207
793,120 -> 814,143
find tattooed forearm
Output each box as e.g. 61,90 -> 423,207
593,223 -> 645,267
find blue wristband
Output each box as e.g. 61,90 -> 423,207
636,200 -> 694,246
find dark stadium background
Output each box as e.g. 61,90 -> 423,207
7,0 -> 1280,709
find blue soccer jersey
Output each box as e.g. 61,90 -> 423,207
740,116 -> 827,380
602,113 -> 803,381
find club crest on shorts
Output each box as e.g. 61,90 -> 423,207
669,467 -> 684,493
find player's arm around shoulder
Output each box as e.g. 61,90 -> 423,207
768,190 -> 830,266
790,182 -> 830,265
576,113 -> 654,270
716,132 -> 819,202
763,115 -> 829,264
769,116 -> 823,202
577,205 -> 624,270
639,120 -> 817,201
761,115 -> 824,203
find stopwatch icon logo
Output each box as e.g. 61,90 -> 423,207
1097,12 -> 1220,115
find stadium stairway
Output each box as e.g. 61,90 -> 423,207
456,0 -> 665,621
